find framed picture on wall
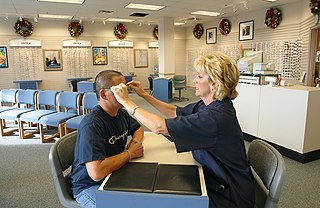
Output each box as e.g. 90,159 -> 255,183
206,27 -> 217,44
92,47 -> 108,65
134,49 -> 148,68
43,50 -> 63,71
239,20 -> 254,41
0,47 -> 8,68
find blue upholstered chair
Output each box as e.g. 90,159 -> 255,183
65,92 -> 98,133
0,90 -> 37,136
38,92 -> 82,143
173,75 -> 189,102
0,89 -> 18,113
18,90 -> 60,139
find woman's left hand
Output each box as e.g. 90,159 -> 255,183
111,83 -> 129,104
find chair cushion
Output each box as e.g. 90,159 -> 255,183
20,109 -> 56,123
0,106 -> 16,113
65,115 -> 85,130
40,112 -> 77,127
0,108 -> 34,120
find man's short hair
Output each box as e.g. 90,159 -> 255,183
95,70 -> 123,99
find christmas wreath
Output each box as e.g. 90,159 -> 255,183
153,26 -> 158,39
265,8 -> 282,29
114,23 -> 128,40
219,19 -> 231,35
68,21 -> 84,38
310,0 -> 320,15
193,24 -> 204,39
14,18 -> 33,37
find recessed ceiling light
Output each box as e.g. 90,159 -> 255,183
191,11 -> 220,16
265,0 -> 278,2
38,14 -> 74,19
106,18 -> 135,22
125,3 -> 165,11
37,0 -> 85,4
174,22 -> 186,26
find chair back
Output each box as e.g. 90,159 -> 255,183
0,89 -> 18,105
48,131 -> 81,208
17,90 -> 37,108
37,90 -> 59,110
82,92 -> 98,114
148,77 -> 153,90
247,139 -> 286,208
173,75 -> 187,90
57,92 -> 82,115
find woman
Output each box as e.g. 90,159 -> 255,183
111,52 -> 255,208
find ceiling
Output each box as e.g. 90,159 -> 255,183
1,0 -> 300,26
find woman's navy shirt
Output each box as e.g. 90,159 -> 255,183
165,98 -> 255,208
69,105 -> 141,196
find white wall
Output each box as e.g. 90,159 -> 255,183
0,1 -> 316,90
0,20 -> 187,90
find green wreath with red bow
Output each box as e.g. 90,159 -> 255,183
114,23 -> 128,40
265,8 -> 282,29
310,0 -> 320,15
14,18 -> 33,37
193,24 -> 204,39
68,21 -> 84,38
219,19 -> 231,35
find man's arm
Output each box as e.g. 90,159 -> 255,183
86,127 -> 144,182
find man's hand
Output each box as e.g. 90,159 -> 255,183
127,141 -> 144,159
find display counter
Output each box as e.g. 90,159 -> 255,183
96,132 -> 208,208
234,83 -> 320,162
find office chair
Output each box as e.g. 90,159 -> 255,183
65,92 -> 98,133
173,75 -> 189,102
48,131 -> 82,208
247,139 -> 286,208
0,90 -> 37,136
38,92 -> 82,143
0,89 -> 18,113
148,76 -> 153,95
18,90 -> 59,139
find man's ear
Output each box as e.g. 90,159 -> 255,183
99,89 -> 107,100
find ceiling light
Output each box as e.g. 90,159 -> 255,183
265,0 -> 277,2
125,3 -> 165,11
37,0 -> 85,4
102,20 -> 106,25
38,14 -> 73,19
91,20 -> 95,24
139,22 -> 142,26
191,10 -> 220,17
106,18 -> 135,22
34,17 -> 38,22
148,23 -> 150,26
174,22 -> 186,26
4,16 -> 8,20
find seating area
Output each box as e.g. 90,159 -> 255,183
0,89 -> 98,143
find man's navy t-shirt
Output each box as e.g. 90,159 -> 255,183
69,105 -> 141,196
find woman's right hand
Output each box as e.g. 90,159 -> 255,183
127,81 -> 147,97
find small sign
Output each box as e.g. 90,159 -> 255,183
63,40 -> 91,47
10,39 -> 42,47
148,41 -> 159,48
108,40 -> 133,48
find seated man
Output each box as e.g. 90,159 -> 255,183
69,70 -> 144,208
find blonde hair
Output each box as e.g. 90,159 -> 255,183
194,52 -> 239,100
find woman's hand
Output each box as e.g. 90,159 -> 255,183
127,81 -> 147,97
111,83 -> 129,105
